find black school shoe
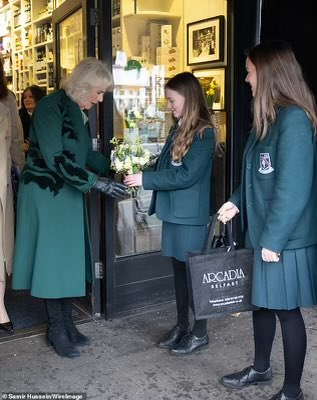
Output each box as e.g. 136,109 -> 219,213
0,321 -> 14,335
169,333 -> 209,355
269,390 -> 304,400
220,365 -> 272,389
157,325 -> 189,349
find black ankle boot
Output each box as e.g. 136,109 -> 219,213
61,298 -> 90,346
45,299 -> 80,358
157,325 -> 190,349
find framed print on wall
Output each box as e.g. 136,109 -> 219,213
193,68 -> 226,111
187,15 -> 225,66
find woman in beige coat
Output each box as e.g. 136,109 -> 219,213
0,58 -> 24,335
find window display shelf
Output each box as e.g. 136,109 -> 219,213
124,11 -> 180,21
33,39 -> 52,47
33,13 -> 51,24
0,3 -> 10,12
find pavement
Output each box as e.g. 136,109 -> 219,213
0,303 -> 317,400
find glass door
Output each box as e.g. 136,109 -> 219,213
53,4 -> 83,84
57,7 -> 83,80
112,0 -> 183,258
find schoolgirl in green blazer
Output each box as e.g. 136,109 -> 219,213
218,42 -> 317,400
125,72 -> 215,356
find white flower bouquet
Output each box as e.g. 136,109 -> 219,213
110,137 -> 151,175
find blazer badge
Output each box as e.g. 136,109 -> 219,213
259,153 -> 274,174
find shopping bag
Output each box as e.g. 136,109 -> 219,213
186,214 -> 257,319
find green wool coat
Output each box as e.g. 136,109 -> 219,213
12,89 -> 109,298
230,106 -> 317,253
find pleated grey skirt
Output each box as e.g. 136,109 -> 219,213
162,221 -> 207,262
252,244 -> 317,310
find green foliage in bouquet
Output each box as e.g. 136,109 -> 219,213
110,137 -> 151,175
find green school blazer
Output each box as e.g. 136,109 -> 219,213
230,106 -> 317,253
143,127 -> 215,225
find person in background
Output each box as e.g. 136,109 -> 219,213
0,57 -> 25,335
12,58 -> 127,358
218,41 -> 317,400
19,85 -> 46,152
124,72 -> 215,356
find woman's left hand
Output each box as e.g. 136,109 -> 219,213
123,172 -> 143,187
261,248 -> 280,263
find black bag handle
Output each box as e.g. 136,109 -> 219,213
203,214 -> 235,251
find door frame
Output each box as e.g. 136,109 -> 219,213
52,0 -> 103,317
97,0 -> 174,320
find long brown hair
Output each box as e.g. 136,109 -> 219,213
246,41 -> 317,139
165,72 -> 214,161
0,57 -> 9,100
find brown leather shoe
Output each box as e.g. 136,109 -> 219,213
220,365 -> 272,389
269,390 -> 303,400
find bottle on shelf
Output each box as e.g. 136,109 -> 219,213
112,0 -> 120,17
48,49 -> 54,62
48,65 -> 54,88
35,23 -> 53,44
14,8 -> 21,29
23,30 -> 29,47
24,1 -> 31,24
36,48 -> 46,71
15,36 -> 22,51
47,0 -> 53,14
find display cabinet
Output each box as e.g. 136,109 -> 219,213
112,0 -> 183,74
0,0 -> 56,104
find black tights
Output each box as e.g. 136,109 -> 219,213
172,258 -> 207,337
253,307 -> 306,398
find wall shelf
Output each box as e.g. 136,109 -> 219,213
0,0 -> 56,104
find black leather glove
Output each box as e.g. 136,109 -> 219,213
93,178 -> 128,200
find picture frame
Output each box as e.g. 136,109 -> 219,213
187,16 -> 225,66
193,68 -> 226,111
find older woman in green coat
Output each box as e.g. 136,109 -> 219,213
12,58 -> 127,358
218,42 -> 317,400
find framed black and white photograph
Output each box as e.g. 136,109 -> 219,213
193,67 -> 226,111
187,16 -> 225,66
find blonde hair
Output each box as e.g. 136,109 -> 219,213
62,57 -> 113,104
246,41 -> 317,140
165,72 -> 214,161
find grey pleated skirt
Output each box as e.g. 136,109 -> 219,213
252,244 -> 317,310
162,221 -> 207,262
